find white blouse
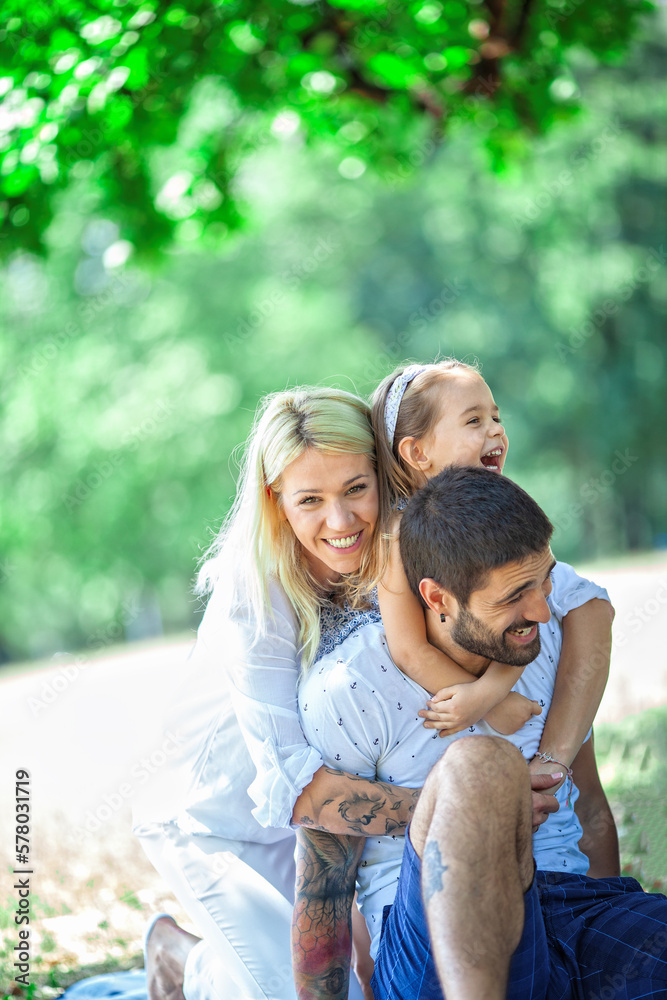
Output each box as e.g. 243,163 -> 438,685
134,576 -> 322,841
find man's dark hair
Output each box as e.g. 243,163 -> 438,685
399,466 -> 554,607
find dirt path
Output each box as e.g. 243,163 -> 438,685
580,556 -> 667,723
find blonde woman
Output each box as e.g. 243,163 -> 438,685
134,387 -> 415,1000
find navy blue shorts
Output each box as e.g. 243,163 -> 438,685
371,830 -> 667,999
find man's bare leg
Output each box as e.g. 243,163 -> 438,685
409,736 -> 536,1000
145,916 -> 200,1000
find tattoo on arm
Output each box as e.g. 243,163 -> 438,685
422,840 -> 448,905
302,768 -> 421,836
291,827 -> 365,1000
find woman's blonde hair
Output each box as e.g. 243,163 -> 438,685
370,358 -> 481,506
197,386 -> 386,668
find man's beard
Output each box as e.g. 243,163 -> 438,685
450,607 -> 541,666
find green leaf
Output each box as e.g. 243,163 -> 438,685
327,0 -> 388,11
442,45 -> 471,69
120,46 -> 149,90
367,53 -> 419,89
2,164 -> 39,196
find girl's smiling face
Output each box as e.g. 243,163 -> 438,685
278,448 -> 378,586
402,372 -> 509,479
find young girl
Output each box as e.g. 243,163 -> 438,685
371,359 -> 620,879
371,360 -> 607,739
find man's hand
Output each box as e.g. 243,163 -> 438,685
528,753 -> 567,794
530,771 -> 562,832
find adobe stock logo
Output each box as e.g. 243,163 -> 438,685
552,449 -> 639,534
614,578 -> 667,649
72,730 -> 187,842
556,246 -> 666,361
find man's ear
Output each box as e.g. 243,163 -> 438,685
397,436 -> 432,474
419,578 -> 456,617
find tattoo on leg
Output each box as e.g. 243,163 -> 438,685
423,840 -> 448,905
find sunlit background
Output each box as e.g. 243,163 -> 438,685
2,12 -> 666,664
1,1 -> 666,994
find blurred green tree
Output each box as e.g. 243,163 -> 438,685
0,6 -> 664,662
0,0 -> 654,255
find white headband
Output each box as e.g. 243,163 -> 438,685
384,364 -> 428,447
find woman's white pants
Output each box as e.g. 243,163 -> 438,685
137,821 -> 365,1000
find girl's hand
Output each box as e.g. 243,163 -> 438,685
419,683 -> 497,736
420,687 -> 541,737
485,692 -> 542,735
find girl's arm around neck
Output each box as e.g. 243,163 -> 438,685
537,598 -> 613,768
379,530 -> 536,733
378,527 -> 477,691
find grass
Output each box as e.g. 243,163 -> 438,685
2,707 -> 666,1000
0,810 -> 191,1000
595,704 -> 667,891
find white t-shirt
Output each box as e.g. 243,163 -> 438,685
298,561 -> 609,956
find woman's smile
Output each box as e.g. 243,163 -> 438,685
324,531 -> 362,550
279,449 -> 378,585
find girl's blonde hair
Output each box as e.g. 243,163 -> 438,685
370,358 -> 481,506
197,386 -> 386,668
